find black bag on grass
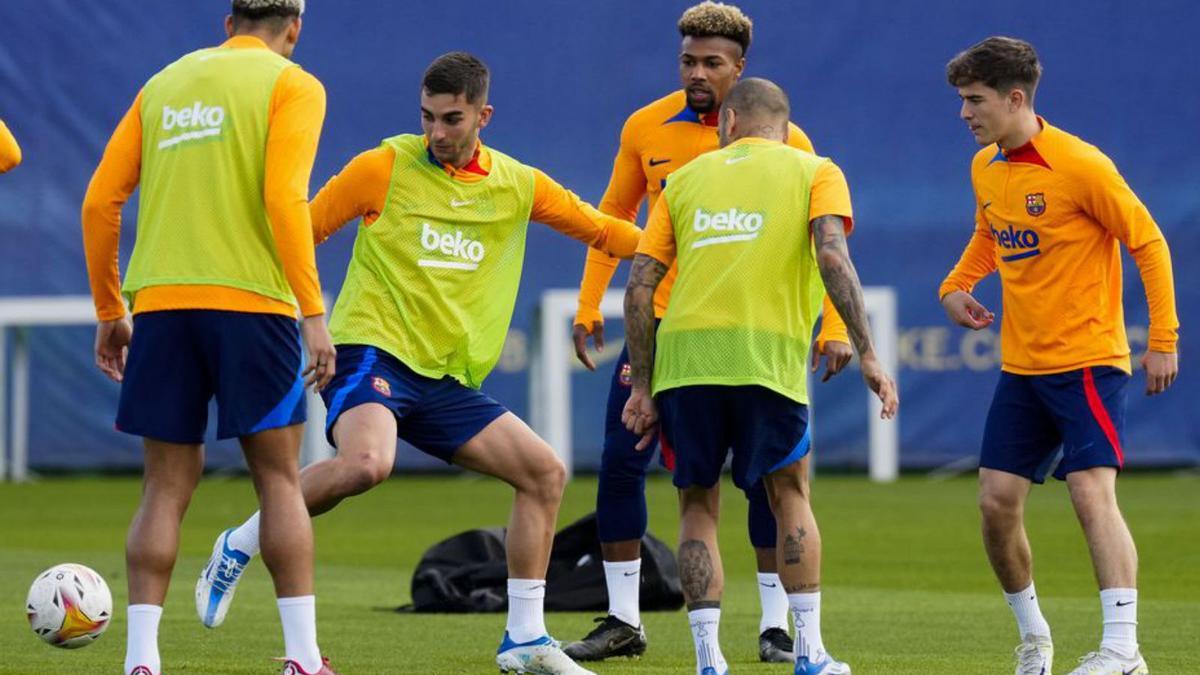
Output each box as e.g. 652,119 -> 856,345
399,513 -> 684,613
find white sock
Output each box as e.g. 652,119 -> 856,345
227,511 -> 262,557
757,572 -> 789,633
1099,588 -> 1138,657
688,607 -> 727,674
1004,582 -> 1052,639
506,579 -> 548,644
789,592 -> 826,662
604,559 -> 642,627
124,604 -> 162,675
277,595 -> 322,673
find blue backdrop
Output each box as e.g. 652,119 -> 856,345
0,1 -> 1195,472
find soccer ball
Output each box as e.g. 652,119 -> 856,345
26,563 -> 113,648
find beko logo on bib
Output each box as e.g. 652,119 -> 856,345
158,102 -> 226,149
691,208 -> 764,249
418,222 -> 485,271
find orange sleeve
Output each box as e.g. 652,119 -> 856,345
785,122 -> 815,154
81,92 -> 143,321
598,117 -> 647,222
1072,154 -> 1179,352
531,168 -> 642,256
809,161 -> 854,231
575,117 -> 646,326
310,146 -> 393,244
264,66 -> 326,317
635,192 -> 677,266
938,195 -> 997,299
815,294 -> 849,346
0,120 -> 22,173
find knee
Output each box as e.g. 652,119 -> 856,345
765,471 -> 809,513
979,488 -> 1021,523
598,457 -> 647,498
1068,476 -> 1117,520
523,455 -> 566,505
680,487 -> 720,519
339,449 -> 393,496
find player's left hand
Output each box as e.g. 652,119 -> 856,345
572,320 -> 605,371
1141,349 -> 1178,396
621,387 -> 659,451
811,339 -> 853,382
94,315 -> 132,383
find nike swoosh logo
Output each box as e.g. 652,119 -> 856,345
450,199 -> 475,207
724,156 -> 750,165
648,158 -> 670,167
1115,600 -> 1135,607
623,571 -> 638,577
608,634 -> 637,651
759,582 -> 777,588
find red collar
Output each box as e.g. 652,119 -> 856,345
1003,141 -> 1051,170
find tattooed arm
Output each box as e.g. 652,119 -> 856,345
812,214 -> 899,418
621,254 -> 669,448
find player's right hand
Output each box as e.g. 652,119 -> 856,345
1141,349 -> 1178,396
860,354 -> 899,419
94,316 -> 132,383
301,315 -> 337,392
572,320 -> 605,371
941,290 -> 994,330
811,339 -> 853,382
621,386 -> 658,451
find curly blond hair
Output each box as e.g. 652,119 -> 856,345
677,2 -> 752,55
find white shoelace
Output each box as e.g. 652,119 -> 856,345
210,555 -> 245,591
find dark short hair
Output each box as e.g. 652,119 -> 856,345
422,52 -> 490,105
230,0 -> 301,34
947,36 -> 1043,101
723,77 -> 789,121
678,2 -> 753,56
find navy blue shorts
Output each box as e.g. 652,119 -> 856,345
658,385 -> 810,490
981,366 -> 1129,483
116,310 -> 306,443
320,345 -> 509,464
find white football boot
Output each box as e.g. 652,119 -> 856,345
795,651 -> 852,674
496,633 -> 596,674
195,528 -> 252,628
1014,634 -> 1053,675
1067,648 -> 1148,674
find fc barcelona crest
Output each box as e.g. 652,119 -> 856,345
371,376 -> 392,397
619,363 -> 633,387
1025,193 -> 1046,217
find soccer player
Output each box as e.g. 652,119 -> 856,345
80,1 -> 337,674
0,119 -> 21,172
566,2 -> 852,663
940,37 -> 1178,675
197,52 -> 642,674
623,78 -> 898,675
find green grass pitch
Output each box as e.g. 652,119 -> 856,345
1,473 -> 1197,673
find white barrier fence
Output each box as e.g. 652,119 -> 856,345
0,296 -> 332,481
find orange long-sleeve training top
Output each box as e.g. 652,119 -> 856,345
309,140 -> 642,257
81,35 -> 326,321
576,90 -> 849,345
0,120 -> 21,173
939,118 -> 1178,374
